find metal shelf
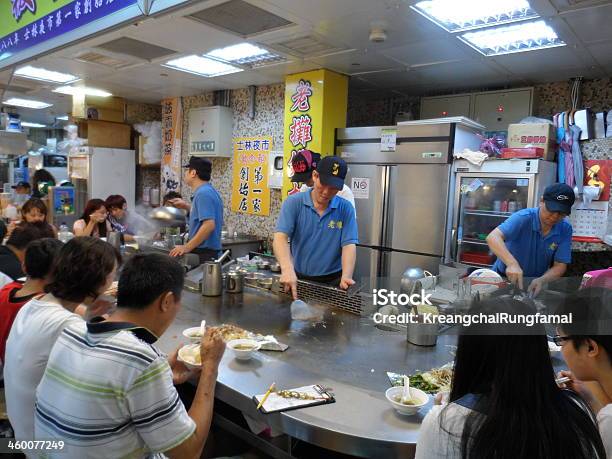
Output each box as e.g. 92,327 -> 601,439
459,260 -> 493,268
464,210 -> 513,218
461,238 -> 489,246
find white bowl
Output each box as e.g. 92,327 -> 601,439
183,327 -> 203,342
385,386 -> 429,416
177,343 -> 201,370
227,339 -> 261,361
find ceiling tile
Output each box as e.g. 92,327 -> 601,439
586,41 -> 612,67
314,2 -> 447,52
257,0 -> 379,24
561,3 -> 612,43
381,39 -> 470,67
309,50 -> 403,74
490,46 -> 586,74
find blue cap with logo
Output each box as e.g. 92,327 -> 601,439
316,156 -> 347,191
543,183 -> 575,215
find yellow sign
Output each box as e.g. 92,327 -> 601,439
161,97 -> 182,195
231,136 -> 272,216
282,69 -> 348,199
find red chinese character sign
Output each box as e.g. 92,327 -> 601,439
231,137 -> 271,216
161,97 -> 182,196
282,69 -> 349,199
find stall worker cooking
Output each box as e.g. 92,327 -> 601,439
487,183 -> 575,296
169,157 -> 223,263
274,156 -> 358,299
291,150 -> 356,208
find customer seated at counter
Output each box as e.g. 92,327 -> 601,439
7,198 -> 57,238
34,253 -> 226,459
556,287 -> 612,457
274,156 -> 358,299
0,223 -> 54,284
0,238 -> 63,364
415,297 -> 606,459
169,157 -> 223,263
105,194 -> 136,242
73,199 -> 112,238
4,237 -> 120,443
487,183 -> 575,296
290,150 -> 356,208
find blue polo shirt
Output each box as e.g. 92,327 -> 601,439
492,208 -> 572,278
276,190 -> 358,276
189,183 -> 223,252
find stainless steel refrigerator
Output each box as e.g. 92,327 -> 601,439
335,118 -> 483,288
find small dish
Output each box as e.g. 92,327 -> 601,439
385,386 -> 429,416
177,343 -> 202,370
227,339 -> 261,361
183,327 -> 203,342
257,277 -> 273,289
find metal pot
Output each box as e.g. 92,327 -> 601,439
202,261 -> 223,297
226,271 -> 244,293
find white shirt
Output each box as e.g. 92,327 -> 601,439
415,403 -> 471,459
598,403 -> 612,458
4,297 -> 82,443
299,183 -> 356,208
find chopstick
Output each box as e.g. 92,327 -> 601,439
555,376 -> 571,385
257,382 -> 276,410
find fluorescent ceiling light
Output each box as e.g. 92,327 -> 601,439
206,43 -> 285,67
2,98 -> 52,109
57,115 -> 69,121
411,0 -> 538,32
163,55 -> 242,77
21,122 -> 47,128
459,20 -> 566,56
15,65 -> 80,84
53,86 -> 112,97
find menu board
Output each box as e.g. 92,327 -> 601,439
231,137 -> 272,216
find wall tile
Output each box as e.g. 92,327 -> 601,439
180,86 -> 284,245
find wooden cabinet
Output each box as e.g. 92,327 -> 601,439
420,87 -> 534,131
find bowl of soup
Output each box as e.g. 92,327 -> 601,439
177,343 -> 202,370
227,339 -> 261,361
183,327 -> 204,342
385,386 -> 429,416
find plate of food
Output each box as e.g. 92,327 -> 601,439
388,363 -> 454,394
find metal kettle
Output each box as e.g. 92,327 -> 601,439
226,271 -> 244,293
201,250 -> 231,297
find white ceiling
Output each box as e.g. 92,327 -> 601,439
1,0 -> 611,125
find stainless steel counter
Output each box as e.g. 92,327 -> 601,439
156,287 -> 461,458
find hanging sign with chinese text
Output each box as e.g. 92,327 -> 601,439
282,69 -> 348,199
231,136 -> 272,216
0,0 -> 139,65
161,97 -> 182,195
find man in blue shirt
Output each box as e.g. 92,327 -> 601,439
169,157 -> 223,263
274,156 -> 358,299
487,183 -> 575,296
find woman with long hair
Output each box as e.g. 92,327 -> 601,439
415,297 -> 606,459
30,169 -> 56,198
73,199 -> 111,238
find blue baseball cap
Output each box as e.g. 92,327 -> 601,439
316,156 -> 347,191
543,183 -> 575,215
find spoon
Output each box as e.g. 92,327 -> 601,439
402,375 -> 412,403
200,320 -> 206,338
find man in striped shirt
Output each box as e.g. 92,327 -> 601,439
34,253 -> 225,458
